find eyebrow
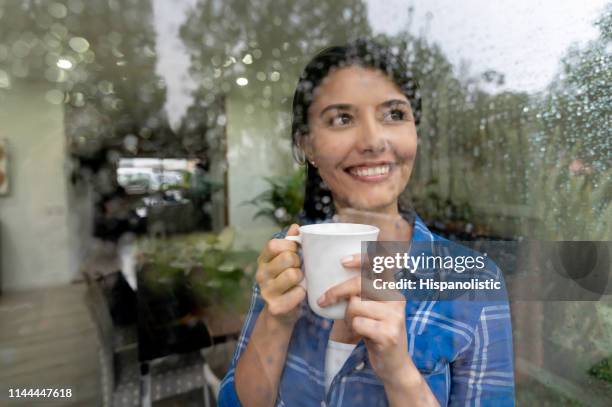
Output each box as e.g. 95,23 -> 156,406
318,99 -> 411,118
380,99 -> 410,108
319,104 -> 354,117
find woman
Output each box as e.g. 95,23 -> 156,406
219,39 -> 514,407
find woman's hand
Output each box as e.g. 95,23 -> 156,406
317,254 -> 419,386
255,224 -> 306,325
235,224 -> 307,407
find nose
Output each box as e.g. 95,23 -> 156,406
356,114 -> 386,154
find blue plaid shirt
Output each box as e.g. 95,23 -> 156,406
219,215 -> 515,406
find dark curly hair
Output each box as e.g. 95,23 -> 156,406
291,38 -> 422,221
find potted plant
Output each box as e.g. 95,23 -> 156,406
137,227 -> 256,308
245,168 -> 305,228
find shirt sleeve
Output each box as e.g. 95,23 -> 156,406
217,282 -> 266,407
448,301 -> 515,406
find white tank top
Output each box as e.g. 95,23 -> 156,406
324,339 -> 357,391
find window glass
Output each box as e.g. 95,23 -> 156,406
0,0 -> 610,405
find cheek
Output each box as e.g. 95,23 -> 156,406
394,134 -> 418,164
311,136 -> 351,169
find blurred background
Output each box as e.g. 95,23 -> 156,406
0,0 -> 610,405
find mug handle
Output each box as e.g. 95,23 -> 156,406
284,235 -> 307,289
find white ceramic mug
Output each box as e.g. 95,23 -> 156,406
285,223 -> 379,319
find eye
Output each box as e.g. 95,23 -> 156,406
328,112 -> 353,127
383,108 -> 408,122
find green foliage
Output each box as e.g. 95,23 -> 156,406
180,0 -> 372,102
138,228 -> 257,306
516,380 -> 585,407
380,10 -> 610,241
405,178 -> 474,224
528,151 -> 611,240
245,168 -> 305,227
543,3 -> 611,173
526,5 -> 610,240
589,357 -> 612,383
160,170 -> 191,191
1,0 -> 170,139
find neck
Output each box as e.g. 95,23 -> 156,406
333,200 -> 400,218
333,200 -> 413,242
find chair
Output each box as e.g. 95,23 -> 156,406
84,270 -> 139,406
82,270 -> 138,352
84,270 -> 213,407
136,263 -> 214,407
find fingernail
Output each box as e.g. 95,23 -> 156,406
341,255 -> 354,264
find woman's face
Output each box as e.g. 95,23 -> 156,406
302,65 -> 418,215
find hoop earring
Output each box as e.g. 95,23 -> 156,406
294,148 -> 307,165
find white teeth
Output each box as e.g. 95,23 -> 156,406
351,165 -> 390,177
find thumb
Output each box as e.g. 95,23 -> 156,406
287,223 -> 300,236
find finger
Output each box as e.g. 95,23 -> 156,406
267,250 -> 301,277
318,276 -> 361,307
259,239 -> 298,263
283,284 -> 307,307
340,253 -> 362,269
268,267 -> 304,294
353,315 -> 407,350
344,297 -> 394,330
259,226 -> 299,263
267,284 -> 306,317
351,316 -> 385,343
343,296 -> 362,330
351,316 -> 388,345
345,296 -> 400,322
286,223 -> 300,236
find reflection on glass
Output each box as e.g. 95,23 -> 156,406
0,0 -> 610,405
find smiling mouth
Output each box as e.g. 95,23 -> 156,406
345,163 -> 393,182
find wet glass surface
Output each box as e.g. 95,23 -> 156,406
0,0 -> 610,405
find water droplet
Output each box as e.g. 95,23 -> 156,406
98,80 -> 113,94
67,0 -> 84,14
56,58 -> 73,69
274,207 -> 287,219
71,92 -> 85,107
48,2 -> 68,19
0,70 -> 10,89
123,134 -> 138,153
68,37 -> 90,53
